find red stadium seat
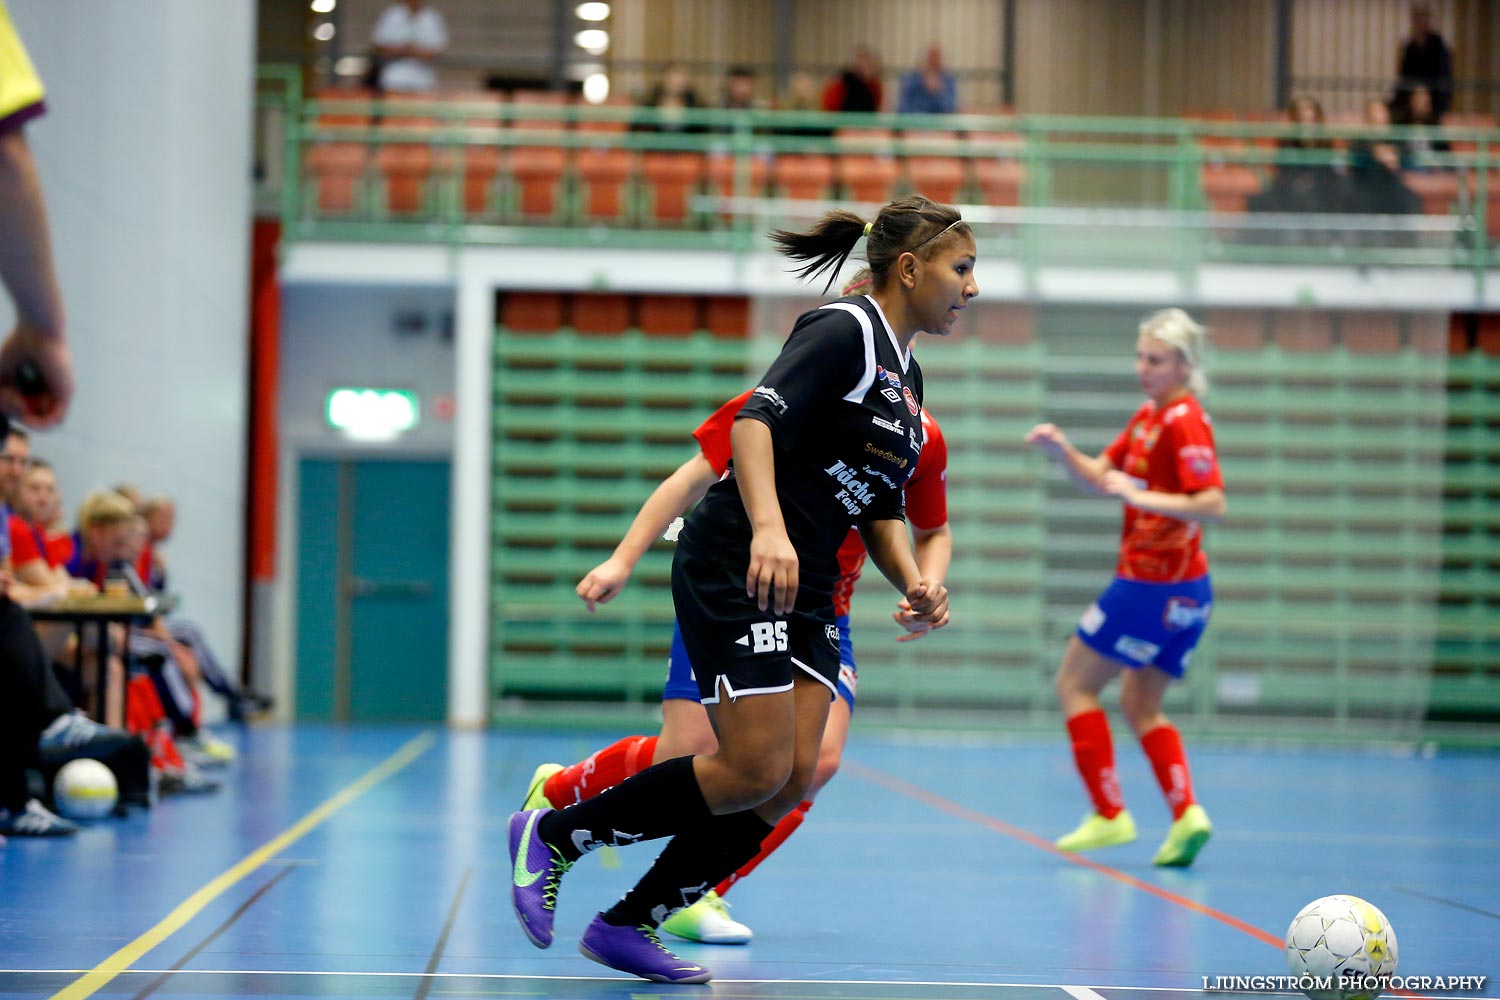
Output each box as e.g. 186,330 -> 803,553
374,93 -> 436,216
502,292 -> 565,332
1203,310 -> 1268,351
1341,312 -> 1401,353
304,89 -> 373,215
901,130 -> 967,205
571,293 -> 632,334
1276,311 -> 1334,353
1401,170 -> 1460,215
706,153 -> 770,221
835,128 -> 900,204
641,152 -> 706,225
773,154 -> 836,201
704,296 -> 750,338
1201,164 -> 1262,213
509,91 -> 571,221
440,90 -> 506,217
639,295 -> 701,335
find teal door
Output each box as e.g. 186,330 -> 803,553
296,458 -> 450,721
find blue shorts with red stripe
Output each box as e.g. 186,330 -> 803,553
665,613 -> 857,709
1074,575 -> 1213,678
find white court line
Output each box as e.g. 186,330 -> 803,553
0,970 -> 1467,998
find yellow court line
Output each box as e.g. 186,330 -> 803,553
48,731 -> 438,1000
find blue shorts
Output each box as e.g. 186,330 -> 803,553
1074,575 -> 1213,678
665,614 -> 857,709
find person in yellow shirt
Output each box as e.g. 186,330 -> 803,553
0,0 -> 73,428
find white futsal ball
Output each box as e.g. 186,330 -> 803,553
1285,894 -> 1398,1000
52,758 -> 119,821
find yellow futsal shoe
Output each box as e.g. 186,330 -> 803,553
660,890 -> 753,945
522,763 -> 564,811
1152,803 -> 1212,867
1056,809 -> 1137,853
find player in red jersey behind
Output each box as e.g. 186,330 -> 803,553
1026,307 -> 1225,868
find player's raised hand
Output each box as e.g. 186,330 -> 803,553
576,556 -> 633,612
1023,422 -> 1069,458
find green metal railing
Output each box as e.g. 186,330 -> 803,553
256,64 -> 1500,288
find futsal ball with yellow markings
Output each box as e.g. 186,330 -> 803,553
52,758 -> 119,821
1285,894 -> 1398,1000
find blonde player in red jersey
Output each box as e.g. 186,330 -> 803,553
521,271 -> 952,944
1025,307 -> 1225,867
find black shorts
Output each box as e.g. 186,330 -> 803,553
671,544 -> 841,705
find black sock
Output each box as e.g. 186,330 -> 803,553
537,754 -> 711,863
601,809 -> 775,928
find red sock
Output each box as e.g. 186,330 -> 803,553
715,800 -> 811,897
1066,709 -> 1125,819
1141,723 -> 1195,819
543,734 -> 659,807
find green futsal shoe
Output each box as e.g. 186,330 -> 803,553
1152,804 -> 1212,867
660,890 -> 753,945
522,763 -> 564,811
1055,809 -> 1137,852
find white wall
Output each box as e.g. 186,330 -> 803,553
279,284 -> 457,456
2,1 -> 256,673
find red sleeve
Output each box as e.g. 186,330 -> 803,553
8,514 -> 40,566
46,532 -> 73,569
1168,405 -> 1224,492
903,412 -> 949,530
691,390 -> 755,477
1103,404 -> 1147,468
821,81 -> 843,112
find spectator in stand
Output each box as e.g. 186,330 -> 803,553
822,45 -> 884,113
369,0 -> 448,94
722,65 -> 764,112
1393,84 -> 1451,169
1394,3 -> 1452,122
1348,98 -> 1421,216
775,71 -> 830,138
1248,95 -> 1343,221
898,45 -> 957,116
638,64 -> 705,134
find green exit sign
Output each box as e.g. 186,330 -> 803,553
326,387 -> 420,440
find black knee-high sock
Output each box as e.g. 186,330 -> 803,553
601,809 -> 775,928
538,754 -> 711,862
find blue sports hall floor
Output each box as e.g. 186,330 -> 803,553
2,723 -> 1496,999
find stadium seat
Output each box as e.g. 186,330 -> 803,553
443,90 -> 506,217
1204,309 -> 1269,351
374,93 -> 436,216
575,98 -> 636,223
705,153 -> 770,220
638,295 -> 700,335
570,293 -> 632,334
703,296 -> 750,337
1341,312 -> 1401,353
835,128 -> 901,204
641,152 -> 706,225
304,88 -> 372,215
1275,311 -> 1335,352
502,291 -> 565,332
773,154 -> 836,201
508,91 -> 571,221
1201,164 -> 1262,213
1402,170 -> 1461,215
901,130 -> 967,205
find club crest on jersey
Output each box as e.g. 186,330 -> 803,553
902,386 -> 920,416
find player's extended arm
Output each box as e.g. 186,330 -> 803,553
1024,422 -> 1112,494
0,130 -> 72,425
732,417 -> 798,615
861,518 -> 949,632
576,451 -> 719,611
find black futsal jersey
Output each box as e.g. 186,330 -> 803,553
678,294 -> 925,607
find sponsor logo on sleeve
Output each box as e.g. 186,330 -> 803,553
1180,444 -> 1217,478
752,385 -> 788,415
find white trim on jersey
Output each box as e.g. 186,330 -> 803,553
818,301 -> 877,403
863,294 -> 911,373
